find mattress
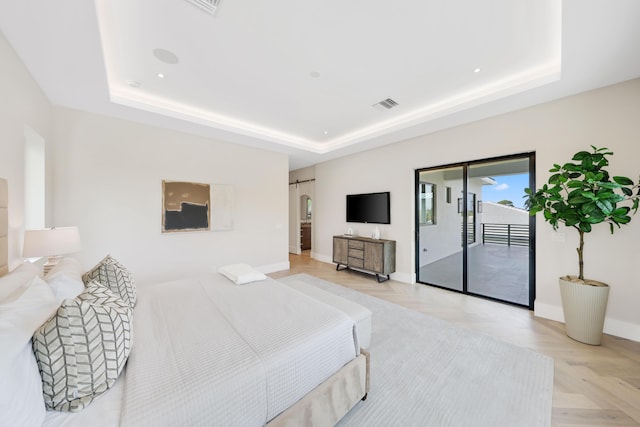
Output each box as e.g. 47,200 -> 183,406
43,274 -> 359,426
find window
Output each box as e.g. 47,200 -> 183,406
419,182 -> 435,225
24,126 -> 45,229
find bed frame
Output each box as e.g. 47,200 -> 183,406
269,349 -> 369,426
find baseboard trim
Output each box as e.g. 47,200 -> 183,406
314,253 -> 333,264
535,302 -> 640,343
533,302 -> 564,323
289,245 -> 301,255
312,253 -> 413,284
259,261 -> 290,275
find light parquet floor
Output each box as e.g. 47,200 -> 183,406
269,251 -> 640,427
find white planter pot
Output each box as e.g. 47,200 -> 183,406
558,276 -> 610,345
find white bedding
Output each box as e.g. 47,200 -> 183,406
41,369 -> 126,427
43,273 -> 358,426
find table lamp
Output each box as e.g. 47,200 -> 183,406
23,227 -> 82,274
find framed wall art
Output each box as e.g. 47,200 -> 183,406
162,180 -> 210,233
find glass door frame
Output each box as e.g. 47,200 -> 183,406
414,152 -> 536,310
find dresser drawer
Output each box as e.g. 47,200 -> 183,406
348,248 -> 364,259
348,240 -> 364,250
348,257 -> 364,268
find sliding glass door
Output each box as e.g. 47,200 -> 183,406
416,153 -> 535,308
416,165 -> 465,292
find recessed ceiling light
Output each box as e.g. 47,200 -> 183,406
157,73 -> 165,79
323,130 -> 329,135
126,80 -> 141,88
310,71 -> 321,78
474,68 -> 481,73
153,48 -> 180,65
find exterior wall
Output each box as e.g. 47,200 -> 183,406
481,202 -> 528,225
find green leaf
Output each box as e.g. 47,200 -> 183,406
579,222 -> 592,233
548,173 -> 562,185
597,182 -> 622,190
595,199 -> 614,214
613,176 -> 634,186
588,210 -> 606,222
585,215 -> 604,224
581,202 -> 596,215
612,207 -> 630,216
572,151 -> 590,161
568,194 -> 590,205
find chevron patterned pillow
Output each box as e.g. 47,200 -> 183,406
32,282 -> 132,412
82,255 -> 136,308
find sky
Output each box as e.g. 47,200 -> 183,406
481,173 -> 530,209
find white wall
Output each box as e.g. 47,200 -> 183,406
50,107 -> 290,285
481,202 -> 528,225
0,32 -> 53,269
314,78 -> 640,341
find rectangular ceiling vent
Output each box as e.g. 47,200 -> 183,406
372,98 -> 399,111
185,0 -> 222,15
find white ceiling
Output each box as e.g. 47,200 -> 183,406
1,0 -> 639,170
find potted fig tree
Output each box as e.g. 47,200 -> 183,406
525,146 -> 639,345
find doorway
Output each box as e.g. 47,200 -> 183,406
288,178 -> 315,255
300,195 -> 312,251
415,153 -> 535,308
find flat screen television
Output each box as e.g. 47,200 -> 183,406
346,192 -> 391,224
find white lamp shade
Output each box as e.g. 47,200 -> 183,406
23,227 -> 82,257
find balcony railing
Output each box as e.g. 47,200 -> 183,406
481,223 -> 529,247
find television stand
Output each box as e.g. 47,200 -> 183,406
333,235 -> 396,282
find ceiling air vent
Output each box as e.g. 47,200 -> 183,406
372,98 -> 399,111
185,0 -> 222,15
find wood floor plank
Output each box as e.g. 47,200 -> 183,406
270,252 -> 640,427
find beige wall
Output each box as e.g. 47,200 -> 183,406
50,107 -> 290,284
0,32 -> 53,269
314,78 -> 640,341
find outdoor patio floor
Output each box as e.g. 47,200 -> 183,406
418,243 -> 530,306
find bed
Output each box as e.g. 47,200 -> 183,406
46,272 -> 369,427
0,177 -> 369,426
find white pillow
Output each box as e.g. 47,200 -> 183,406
0,275 -> 58,374
0,342 -> 46,427
0,261 -> 41,302
218,263 -> 267,285
45,258 -> 84,303
0,270 -> 57,427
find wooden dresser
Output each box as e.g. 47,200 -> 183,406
333,235 -> 396,282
